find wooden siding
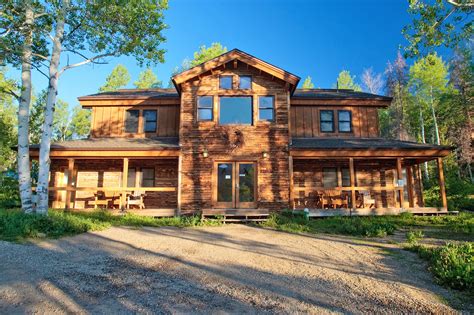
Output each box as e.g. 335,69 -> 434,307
178,61 -> 291,214
90,105 -> 180,138
290,105 -> 380,138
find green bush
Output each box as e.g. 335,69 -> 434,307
410,242 -> 474,292
0,174 -> 20,209
406,230 -> 424,245
0,209 -> 218,242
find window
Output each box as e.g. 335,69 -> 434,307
220,76 -> 232,89
197,96 -> 213,121
143,110 -> 157,133
127,168 -> 137,187
323,168 -> 338,187
239,75 -> 252,89
320,110 -> 334,133
258,96 -> 274,121
341,168 -> 350,187
141,168 -> 155,187
219,96 -> 252,125
125,110 -> 139,133
338,110 -> 352,133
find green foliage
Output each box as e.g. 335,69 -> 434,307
333,70 -> 362,91
0,175 -> 20,209
99,64 -> 131,92
0,209 -> 220,242
0,69 -> 17,171
190,43 -> 228,67
302,76 -> 315,89
409,242 -> 474,292
406,229 -> 424,245
403,0 -> 473,57
263,212 -> 397,237
69,105 -> 91,139
134,68 -> 162,89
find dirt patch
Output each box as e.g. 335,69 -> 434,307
0,225 -> 469,313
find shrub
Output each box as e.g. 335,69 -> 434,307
406,230 -> 424,245
410,242 -> 474,292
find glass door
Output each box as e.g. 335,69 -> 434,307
215,162 -> 256,209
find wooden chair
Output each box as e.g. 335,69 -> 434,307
126,191 -> 146,210
93,191 -> 109,209
358,191 -> 375,208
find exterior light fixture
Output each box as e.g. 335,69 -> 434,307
262,151 -> 268,158
202,149 -> 209,158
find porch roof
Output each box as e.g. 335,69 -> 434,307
29,137 -> 180,158
290,138 -> 452,158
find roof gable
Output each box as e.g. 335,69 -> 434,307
171,49 -> 300,94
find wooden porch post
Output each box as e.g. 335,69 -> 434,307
349,158 -> 356,209
406,165 -> 414,208
176,155 -> 182,216
437,157 -> 448,210
289,156 -> 294,210
65,158 -> 75,210
417,164 -> 424,206
121,158 -> 129,211
396,158 -> 404,208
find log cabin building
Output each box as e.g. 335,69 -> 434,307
31,49 -> 452,218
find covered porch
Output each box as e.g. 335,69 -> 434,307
31,138 -> 180,217
289,138 -> 452,217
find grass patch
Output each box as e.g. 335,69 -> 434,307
260,211 -> 474,239
0,209 -> 218,242
408,242 -> 474,293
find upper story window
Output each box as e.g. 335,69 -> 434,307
239,75 -> 252,89
258,96 -> 274,121
220,76 -> 233,90
125,109 -> 139,133
143,110 -> 157,133
197,96 -> 213,121
338,110 -> 352,133
320,110 -> 334,133
219,96 -> 252,125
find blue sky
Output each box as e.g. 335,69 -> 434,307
10,0 -> 414,108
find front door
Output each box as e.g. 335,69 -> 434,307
215,162 -> 256,209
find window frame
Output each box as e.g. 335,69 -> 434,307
219,75 -> 233,90
218,96 -> 253,126
239,75 -> 252,90
124,109 -> 140,133
320,110 -> 335,133
141,167 -> 155,187
338,110 -> 352,133
258,95 -> 275,122
322,167 -> 338,188
197,95 -> 214,122
142,109 -> 158,133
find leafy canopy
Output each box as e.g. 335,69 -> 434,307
302,76 -> 315,89
334,70 -> 362,91
134,68 -> 162,89
99,64 -> 130,92
403,0 -> 473,57
190,43 -> 228,67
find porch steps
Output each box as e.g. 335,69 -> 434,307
201,209 -> 270,223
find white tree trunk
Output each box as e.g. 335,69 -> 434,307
17,3 -> 34,214
419,103 -> 429,180
429,86 -> 441,145
36,1 -> 68,214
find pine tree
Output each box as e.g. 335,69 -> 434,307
99,65 -> 131,92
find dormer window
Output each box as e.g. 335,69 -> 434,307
320,110 -> 334,133
143,110 -> 157,133
125,110 -> 139,133
338,110 -> 352,133
220,76 -> 232,90
239,75 -> 252,89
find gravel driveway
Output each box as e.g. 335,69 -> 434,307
0,225 -> 467,314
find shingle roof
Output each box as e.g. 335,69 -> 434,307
78,88 -> 179,100
29,137 -> 179,150
290,138 -> 452,150
292,89 -> 392,100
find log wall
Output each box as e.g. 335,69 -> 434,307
179,61 -> 291,213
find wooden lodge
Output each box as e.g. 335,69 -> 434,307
30,49 -> 452,218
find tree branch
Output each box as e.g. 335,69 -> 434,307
0,86 -> 20,100
447,0 -> 474,8
59,52 -> 115,76
62,49 -> 108,64
32,52 -> 50,61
